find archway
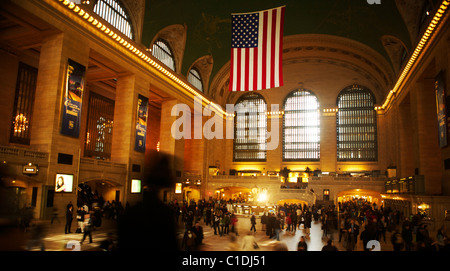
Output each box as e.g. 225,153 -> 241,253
336,189 -> 382,205
78,179 -> 123,208
213,186 -> 253,202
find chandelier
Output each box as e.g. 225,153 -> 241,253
13,113 -> 28,134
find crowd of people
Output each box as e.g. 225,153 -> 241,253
337,198 -> 450,251
167,197 -> 450,251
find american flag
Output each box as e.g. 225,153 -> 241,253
229,6 -> 285,91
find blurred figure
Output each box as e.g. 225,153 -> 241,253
100,232 -> 117,251
227,234 -> 240,251
273,242 -> 288,251
241,232 -> 259,251
50,206 -> 60,224
118,151 -> 179,251
192,222 -> 204,249
321,238 -> 338,251
1,163 -> 28,250
181,228 -> 197,251
80,213 -> 93,244
250,213 -> 256,232
297,236 -> 308,251
26,222 -> 46,251
76,206 -> 85,233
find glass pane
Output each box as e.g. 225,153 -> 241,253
336,85 -> 377,161
283,90 -> 320,160
94,0 -> 133,40
234,93 -> 267,161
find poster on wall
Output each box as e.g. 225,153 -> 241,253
55,173 -> 74,193
435,71 -> 447,148
135,94 -> 149,152
61,59 -> 85,138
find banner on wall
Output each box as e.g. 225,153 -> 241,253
135,94 -> 149,152
435,71 -> 447,148
61,59 -> 85,137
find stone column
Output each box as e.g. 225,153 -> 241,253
320,111 -> 337,173
111,74 -> 149,203
159,99 -> 185,186
30,32 -> 90,218
410,81 -> 443,195
397,96 -> 415,177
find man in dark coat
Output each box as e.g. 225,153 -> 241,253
65,205 -> 73,234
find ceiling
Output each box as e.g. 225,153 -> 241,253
142,0 -> 414,87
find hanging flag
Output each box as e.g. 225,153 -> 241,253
229,6 -> 285,91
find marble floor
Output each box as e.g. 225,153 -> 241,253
177,215 -> 396,251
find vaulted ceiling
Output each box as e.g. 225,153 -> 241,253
142,0 -> 424,90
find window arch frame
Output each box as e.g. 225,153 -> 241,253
187,67 -> 203,92
151,39 -> 176,72
282,89 -> 321,161
336,85 -> 378,162
93,0 -> 134,40
233,92 -> 267,162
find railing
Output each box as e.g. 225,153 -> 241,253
209,175 -> 280,181
80,158 -> 127,172
309,176 -> 387,182
0,145 -> 48,164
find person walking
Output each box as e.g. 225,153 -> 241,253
80,213 -> 93,244
250,213 -> 257,233
273,217 -> 281,241
304,211 -> 312,237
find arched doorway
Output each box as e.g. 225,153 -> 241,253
336,189 -> 382,205
184,187 -> 201,203
213,186 -> 253,202
78,179 -> 122,208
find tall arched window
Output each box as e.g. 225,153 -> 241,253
187,68 -> 203,92
337,85 -> 377,161
283,89 -> 320,161
234,93 -> 267,161
94,0 -> 134,40
152,39 -> 176,71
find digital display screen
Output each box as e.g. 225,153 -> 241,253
175,183 -> 182,194
55,174 -> 73,192
131,179 -> 141,193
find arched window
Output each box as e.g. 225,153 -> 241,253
94,0 -> 134,40
152,39 -> 176,71
337,85 -> 377,161
283,89 -> 320,161
234,93 -> 267,161
187,68 -> 203,92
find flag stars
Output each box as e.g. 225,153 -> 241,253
231,12 -> 259,48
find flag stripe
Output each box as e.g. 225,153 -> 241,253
261,10 -> 268,90
270,8 -> 277,88
278,7 -> 285,86
229,6 -> 284,91
252,47 -> 258,91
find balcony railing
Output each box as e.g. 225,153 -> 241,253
0,145 -> 48,165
